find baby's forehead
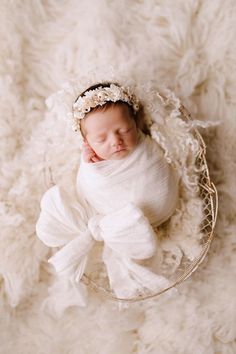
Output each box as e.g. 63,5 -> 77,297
83,104 -> 133,133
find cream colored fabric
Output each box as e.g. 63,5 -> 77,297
36,185 -> 170,305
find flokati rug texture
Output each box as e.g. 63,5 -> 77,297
1,1 -> 236,353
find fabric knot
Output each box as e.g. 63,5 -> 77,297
88,215 -> 103,242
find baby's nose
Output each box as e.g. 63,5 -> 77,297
111,134 -> 122,146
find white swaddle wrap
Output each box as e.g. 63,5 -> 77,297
36,134 -> 179,311
77,133 -> 179,227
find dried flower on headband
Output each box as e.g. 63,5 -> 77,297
71,83 -> 139,132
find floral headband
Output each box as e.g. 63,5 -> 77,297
71,83 -> 140,132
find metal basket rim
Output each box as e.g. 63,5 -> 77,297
80,103 -> 218,303
42,99 -> 218,303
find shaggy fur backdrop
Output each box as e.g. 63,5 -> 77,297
1,1 -> 236,353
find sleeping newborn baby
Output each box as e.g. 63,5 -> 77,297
36,82 -> 179,304
77,83 -> 178,228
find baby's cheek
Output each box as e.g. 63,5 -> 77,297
129,133 -> 138,149
87,140 -> 97,151
90,143 -> 101,154
96,146 -> 110,160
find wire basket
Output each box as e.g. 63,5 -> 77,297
80,103 -> 218,303
43,99 -> 218,304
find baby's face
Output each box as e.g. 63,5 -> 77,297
81,104 -> 139,160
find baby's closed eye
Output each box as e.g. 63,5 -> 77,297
91,134 -> 106,144
95,138 -> 106,144
119,127 -> 132,133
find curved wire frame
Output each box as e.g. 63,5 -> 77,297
80,103 -> 218,303
43,101 -> 218,303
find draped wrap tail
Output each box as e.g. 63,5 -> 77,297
36,185 -> 170,312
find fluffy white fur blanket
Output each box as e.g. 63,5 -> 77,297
1,1 -> 236,354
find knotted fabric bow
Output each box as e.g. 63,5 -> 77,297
36,185 -> 170,310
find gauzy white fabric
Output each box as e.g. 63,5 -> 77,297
77,132 -> 179,227
36,185 -> 171,305
36,134 -> 179,305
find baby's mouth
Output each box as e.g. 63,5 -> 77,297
113,147 -> 126,153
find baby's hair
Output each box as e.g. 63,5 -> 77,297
76,82 -> 149,136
